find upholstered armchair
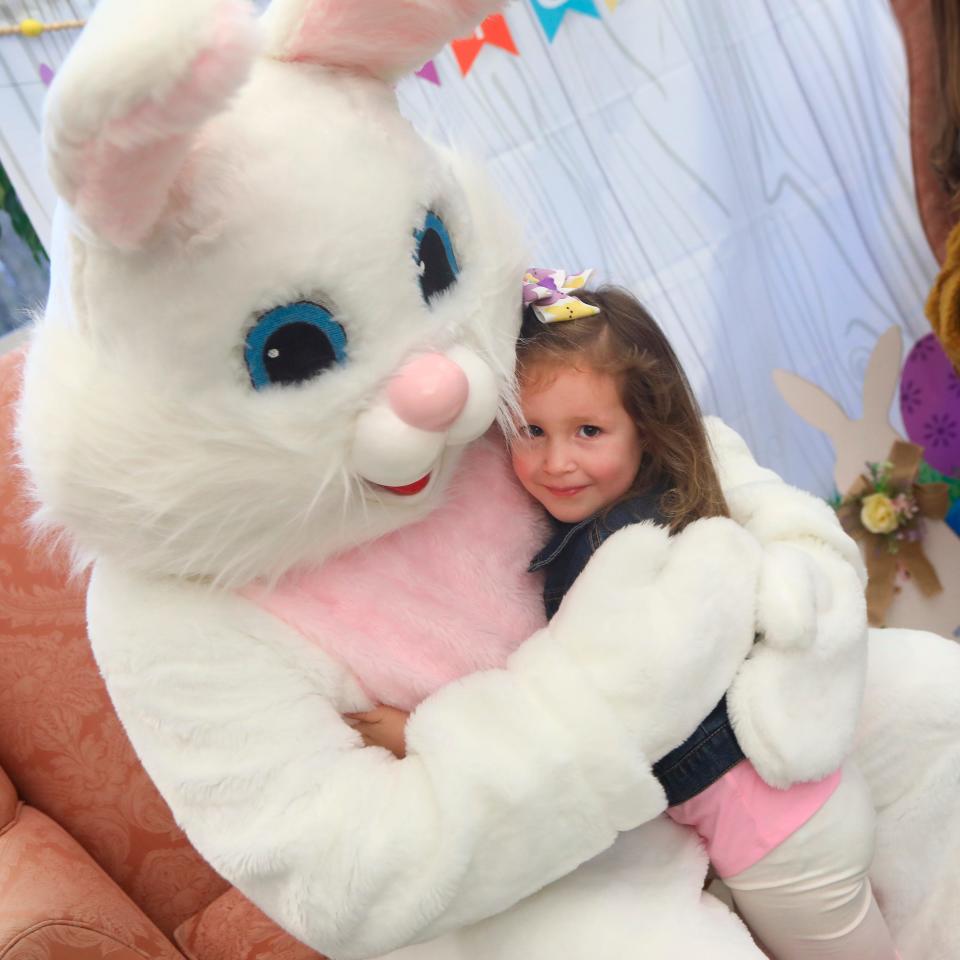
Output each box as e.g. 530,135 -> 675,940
0,349 -> 321,960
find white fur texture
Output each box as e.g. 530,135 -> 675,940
44,0 -> 260,246
87,511 -> 761,958
706,417 -> 868,787
549,517 -> 760,763
382,821 -> 758,960
23,54 -> 525,586
854,629 -> 960,959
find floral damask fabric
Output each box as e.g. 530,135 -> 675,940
174,889 -> 324,960
0,349 -> 322,958
2,926 -> 161,960
0,766 -> 17,828
0,804 -> 182,958
0,351 -> 225,936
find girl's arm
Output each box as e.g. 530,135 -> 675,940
88,515 -> 760,960
345,704 -> 409,756
705,417 -> 868,788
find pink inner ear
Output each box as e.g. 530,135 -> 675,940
75,49 -> 224,248
76,134 -> 191,249
66,0 -> 256,249
278,0 -> 505,78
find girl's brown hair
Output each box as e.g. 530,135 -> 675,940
516,285 -> 728,532
932,0 -> 960,201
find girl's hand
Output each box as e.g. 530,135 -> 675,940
344,705 -> 410,758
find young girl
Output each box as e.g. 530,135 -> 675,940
348,280 -> 898,960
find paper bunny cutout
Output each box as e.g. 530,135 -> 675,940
774,327 -> 960,639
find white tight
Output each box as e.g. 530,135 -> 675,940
723,765 -> 898,960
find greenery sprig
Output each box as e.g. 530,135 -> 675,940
0,162 -> 47,267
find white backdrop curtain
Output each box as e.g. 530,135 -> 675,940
0,0 -> 937,494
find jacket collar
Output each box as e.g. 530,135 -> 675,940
528,515 -> 593,572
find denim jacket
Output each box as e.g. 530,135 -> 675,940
528,494 -> 745,806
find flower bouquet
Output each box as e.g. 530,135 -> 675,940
836,441 -> 950,626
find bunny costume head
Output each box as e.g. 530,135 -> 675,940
20,0 -> 523,586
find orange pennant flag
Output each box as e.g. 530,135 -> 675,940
451,14 -> 519,77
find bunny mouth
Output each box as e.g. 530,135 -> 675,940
361,451 -> 447,501
378,473 -> 432,497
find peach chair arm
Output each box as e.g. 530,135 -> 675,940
0,762 -> 185,960
174,887 -> 325,960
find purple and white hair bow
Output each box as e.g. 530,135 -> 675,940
522,268 -> 601,324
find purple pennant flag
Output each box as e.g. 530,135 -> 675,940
415,60 -> 441,86
39,63 -> 55,86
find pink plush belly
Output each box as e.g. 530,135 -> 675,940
248,439 -> 549,710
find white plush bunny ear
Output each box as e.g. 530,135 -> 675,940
261,0 -> 505,81
44,0 -> 259,249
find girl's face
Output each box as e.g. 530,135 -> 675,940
511,363 -> 643,523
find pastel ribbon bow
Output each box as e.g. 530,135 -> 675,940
522,268 -> 601,323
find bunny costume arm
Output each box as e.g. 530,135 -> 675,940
706,417 -> 868,787
88,515 -> 760,959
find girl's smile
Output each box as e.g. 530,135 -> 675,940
511,364 -> 643,523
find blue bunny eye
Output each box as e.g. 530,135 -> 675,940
245,301 -> 347,390
413,211 -> 459,304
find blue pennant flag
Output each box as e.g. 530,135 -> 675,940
529,0 -> 601,42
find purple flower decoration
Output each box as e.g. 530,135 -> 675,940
922,412 -> 959,450
913,336 -> 938,361
948,370 -> 960,400
900,378 -> 923,417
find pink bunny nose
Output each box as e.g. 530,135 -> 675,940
387,353 -> 469,432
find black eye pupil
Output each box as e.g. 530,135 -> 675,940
419,228 -> 457,302
263,322 -> 336,386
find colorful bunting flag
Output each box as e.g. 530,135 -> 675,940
451,14 -> 519,77
415,60 -> 441,85
415,1 -> 619,85
529,0 -> 601,42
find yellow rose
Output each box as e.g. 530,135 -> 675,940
860,493 -> 898,535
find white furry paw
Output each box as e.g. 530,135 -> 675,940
756,542 -> 827,651
551,516 -> 762,763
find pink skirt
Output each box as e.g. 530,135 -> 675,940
667,760 -> 842,877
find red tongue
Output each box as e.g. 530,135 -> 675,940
381,474 -> 431,496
